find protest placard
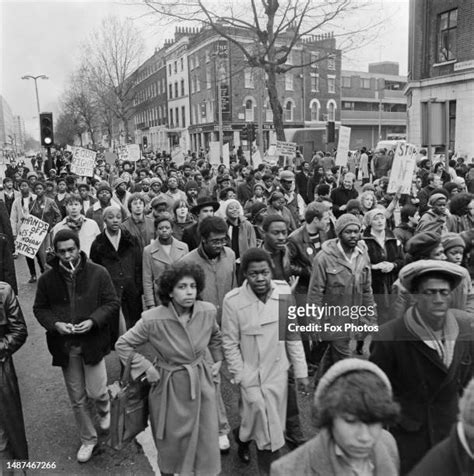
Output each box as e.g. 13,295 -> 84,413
171,147 -> 185,166
222,143 -> 230,167
209,142 -> 220,165
67,146 -> 96,177
117,144 -> 141,162
275,141 -> 297,157
335,126 -> 351,166
387,142 -> 418,194
15,215 -> 49,259
104,151 -> 117,165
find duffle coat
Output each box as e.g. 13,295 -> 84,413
115,301 -> 223,476
0,282 -> 28,460
222,281 -> 307,451
370,309 -> 474,474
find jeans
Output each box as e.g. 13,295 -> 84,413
62,346 -> 109,445
315,338 -> 352,381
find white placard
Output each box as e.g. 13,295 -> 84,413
15,215 -> 49,258
171,147 -> 185,166
275,141 -> 297,157
117,144 -> 141,162
387,143 -> 418,194
335,126 -> 351,166
222,143 -> 230,167
67,145 -> 96,177
252,149 -> 263,167
209,142 -> 220,165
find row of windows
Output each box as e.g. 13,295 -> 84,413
134,106 -> 167,127
133,79 -> 167,106
134,59 -> 164,86
168,79 -> 186,99
244,69 -> 336,93
169,106 -> 187,128
168,57 -> 185,76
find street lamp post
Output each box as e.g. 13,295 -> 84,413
21,74 -> 49,120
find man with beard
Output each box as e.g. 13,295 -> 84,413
307,213 -> 375,376
182,196 -> 219,251
278,170 -> 306,227
184,180 -> 199,209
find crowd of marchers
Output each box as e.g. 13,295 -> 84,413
0,144 -> 474,475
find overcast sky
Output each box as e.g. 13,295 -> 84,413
1,0 -> 409,139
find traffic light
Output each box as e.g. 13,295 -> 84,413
40,112 -> 54,147
327,121 -> 335,143
241,124 -> 249,141
248,123 -> 256,143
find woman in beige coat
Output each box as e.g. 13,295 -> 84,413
115,262 -> 223,476
142,213 -> 188,309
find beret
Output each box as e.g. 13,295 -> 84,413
399,259 -> 464,292
406,231 -> 441,259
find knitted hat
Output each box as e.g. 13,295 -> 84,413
253,181 -> 265,192
27,171 -> 38,179
459,379 -> 474,438
150,177 -> 162,186
314,359 -> 392,405
346,199 -> 362,212
444,182 -> 459,195
399,259 -> 465,292
185,180 -> 198,192
406,231 -> 441,259
269,191 -> 284,203
96,182 -> 112,195
335,213 -> 361,236
429,193 -> 448,206
441,232 -> 466,252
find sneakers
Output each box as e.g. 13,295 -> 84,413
77,443 -> 96,463
98,412 -> 110,432
219,434 -> 230,453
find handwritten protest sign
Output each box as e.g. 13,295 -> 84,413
67,146 -> 96,177
171,147 -> 185,166
335,126 -> 351,166
275,141 -> 297,157
388,142 -> 418,194
117,144 -> 141,162
15,215 -> 49,258
209,142 -> 220,165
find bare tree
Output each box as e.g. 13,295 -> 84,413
138,0 -> 382,140
62,67 -> 99,145
55,111 -> 85,147
82,15 -> 144,142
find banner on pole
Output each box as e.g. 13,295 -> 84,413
387,143 -> 418,194
67,146 -> 97,177
15,215 -> 49,258
335,126 -> 351,166
275,141 -> 297,157
222,143 -> 230,167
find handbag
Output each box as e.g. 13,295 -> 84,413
108,353 -> 151,450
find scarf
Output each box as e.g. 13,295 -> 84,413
66,215 -> 85,231
405,306 -> 459,368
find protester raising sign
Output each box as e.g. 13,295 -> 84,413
15,215 -> 49,259
67,146 -> 97,177
117,144 -> 141,162
335,126 -> 351,166
387,143 -> 418,194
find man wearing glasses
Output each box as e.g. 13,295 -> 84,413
179,215 -> 236,454
370,260 -> 474,474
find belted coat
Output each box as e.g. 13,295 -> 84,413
115,301 -> 223,476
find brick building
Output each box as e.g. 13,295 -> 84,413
131,49 -> 168,153
341,62 -> 407,149
406,0 -> 474,158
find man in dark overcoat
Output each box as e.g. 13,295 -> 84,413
370,260 -> 474,475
